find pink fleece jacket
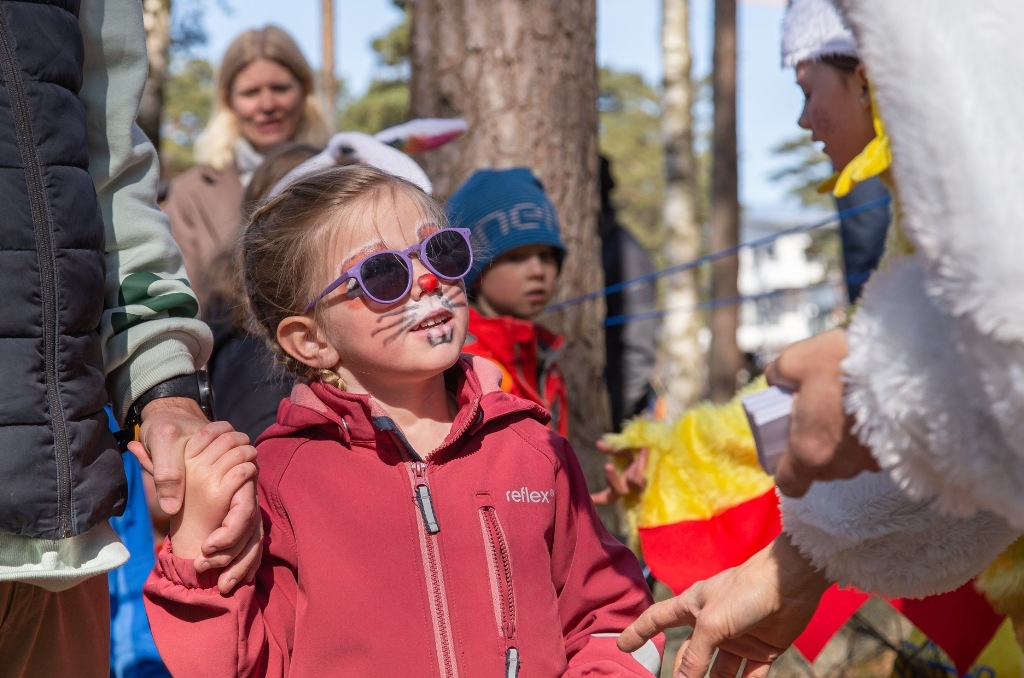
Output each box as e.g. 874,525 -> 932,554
144,357 -> 664,677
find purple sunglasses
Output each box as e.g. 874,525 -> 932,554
304,228 -> 474,311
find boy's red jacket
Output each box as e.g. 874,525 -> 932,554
463,307 -> 569,437
143,357 -> 663,677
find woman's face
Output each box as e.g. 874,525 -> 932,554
795,61 -> 875,172
229,58 -> 305,152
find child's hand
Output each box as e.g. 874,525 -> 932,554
199,478 -> 264,595
137,421 -> 257,562
590,440 -> 649,505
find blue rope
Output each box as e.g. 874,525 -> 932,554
603,282 -> 840,327
542,195 -> 891,315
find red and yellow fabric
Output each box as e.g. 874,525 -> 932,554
602,379 -> 870,661
604,378 -> 1016,670
602,379 -> 776,572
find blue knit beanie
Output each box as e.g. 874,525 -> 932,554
445,167 -> 567,287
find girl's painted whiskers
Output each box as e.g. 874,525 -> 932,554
371,287 -> 468,346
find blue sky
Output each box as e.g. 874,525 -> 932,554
190,0 -> 804,211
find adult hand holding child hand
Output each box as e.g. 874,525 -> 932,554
129,401 -> 261,594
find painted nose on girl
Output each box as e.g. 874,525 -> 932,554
417,273 -> 439,294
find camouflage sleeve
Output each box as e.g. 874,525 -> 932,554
79,0 -> 212,423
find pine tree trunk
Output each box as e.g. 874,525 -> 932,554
409,0 -> 608,493
708,0 -> 741,403
139,0 -> 171,147
659,0 -> 704,419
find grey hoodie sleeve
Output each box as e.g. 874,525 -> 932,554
78,0 -> 212,423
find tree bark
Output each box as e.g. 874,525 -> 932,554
409,0 -> 607,493
659,0 -> 704,419
139,0 -> 172,147
708,0 -> 741,403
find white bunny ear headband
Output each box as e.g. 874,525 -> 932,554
267,118 -> 468,198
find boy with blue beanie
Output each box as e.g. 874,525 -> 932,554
445,167 -> 570,436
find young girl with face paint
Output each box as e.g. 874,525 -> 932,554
142,164 -> 664,678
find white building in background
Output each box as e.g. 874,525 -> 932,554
734,209 -> 845,361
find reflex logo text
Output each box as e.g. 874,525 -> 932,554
506,487 -> 553,503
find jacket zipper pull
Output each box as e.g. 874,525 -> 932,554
505,647 -> 520,678
413,462 -> 440,534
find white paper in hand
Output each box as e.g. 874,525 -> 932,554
741,386 -> 793,474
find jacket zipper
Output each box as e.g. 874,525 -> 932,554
0,13 -> 72,537
479,504 -> 520,677
409,460 -> 458,677
414,462 -> 440,534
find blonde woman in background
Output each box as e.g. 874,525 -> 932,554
163,25 -> 329,305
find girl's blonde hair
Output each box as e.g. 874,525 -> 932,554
194,25 -> 330,171
242,164 -> 448,388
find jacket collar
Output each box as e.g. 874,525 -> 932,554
260,356 -> 548,448
466,307 -> 565,367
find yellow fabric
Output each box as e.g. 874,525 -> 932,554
891,618 -> 1024,677
602,378 -> 774,538
819,88 -> 893,198
976,536 -> 1024,649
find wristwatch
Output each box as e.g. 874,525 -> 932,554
116,371 -> 215,447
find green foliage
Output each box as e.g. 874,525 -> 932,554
769,133 -> 834,209
598,67 -> 665,252
338,79 -> 409,134
160,58 -> 215,177
336,5 -> 410,133
370,9 -> 410,68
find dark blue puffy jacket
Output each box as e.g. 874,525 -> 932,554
0,0 -> 126,539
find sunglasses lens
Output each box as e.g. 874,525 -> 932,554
359,252 -> 410,303
425,230 -> 472,279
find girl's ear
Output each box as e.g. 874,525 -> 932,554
277,315 -> 340,370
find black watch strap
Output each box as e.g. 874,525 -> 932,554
116,371 -> 215,448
